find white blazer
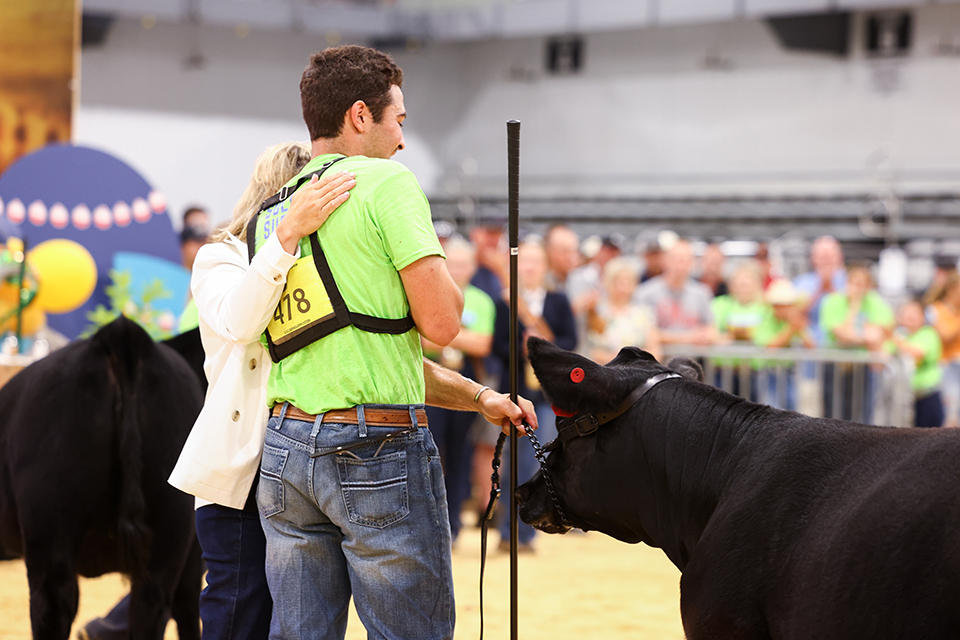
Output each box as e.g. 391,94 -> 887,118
168,232 -> 297,510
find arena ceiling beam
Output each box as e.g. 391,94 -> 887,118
81,0 -> 952,43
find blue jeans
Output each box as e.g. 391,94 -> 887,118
196,492 -> 272,640
498,402 -> 558,545
258,404 -> 454,640
915,390 -> 944,428
81,595 -> 131,640
425,405 -> 475,540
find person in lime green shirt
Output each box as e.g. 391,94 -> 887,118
713,261 -> 769,344
252,46 -> 534,640
711,260 -> 768,399
420,237 -> 495,542
751,279 -> 814,410
889,299 -> 944,427
753,280 -> 815,351
818,264 -> 893,423
819,265 -> 894,350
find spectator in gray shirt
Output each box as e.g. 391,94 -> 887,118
634,239 -> 717,346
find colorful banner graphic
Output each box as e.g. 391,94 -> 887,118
0,145 -> 183,340
0,0 -> 76,176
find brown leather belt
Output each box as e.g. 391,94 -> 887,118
272,404 -> 428,427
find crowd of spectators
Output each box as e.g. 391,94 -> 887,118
425,221 -> 960,549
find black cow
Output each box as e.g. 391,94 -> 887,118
517,337 -> 960,640
0,316 -> 205,640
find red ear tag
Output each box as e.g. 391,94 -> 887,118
570,367 -> 585,383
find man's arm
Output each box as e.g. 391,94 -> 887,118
422,358 -> 538,435
400,255 -> 464,346
422,328 -> 493,358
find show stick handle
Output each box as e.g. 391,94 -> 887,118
507,120 -> 520,249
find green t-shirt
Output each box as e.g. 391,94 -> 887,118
264,154 -> 444,414
711,296 -> 769,367
712,296 -> 768,341
901,325 -> 943,393
752,308 -> 788,348
462,285 -> 496,337
424,284 -> 495,365
819,291 -> 894,348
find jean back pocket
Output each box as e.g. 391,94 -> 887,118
258,444 -> 288,519
337,451 -> 409,529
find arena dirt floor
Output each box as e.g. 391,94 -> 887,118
1,515 -> 685,640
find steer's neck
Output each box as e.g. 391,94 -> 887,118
630,381 -> 767,570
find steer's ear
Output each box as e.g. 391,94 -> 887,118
608,346 -> 658,366
528,337 -> 628,414
666,356 -> 704,382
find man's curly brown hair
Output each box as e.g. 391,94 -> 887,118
300,45 -> 404,141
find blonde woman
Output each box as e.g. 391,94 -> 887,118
82,143 -> 354,640
586,256 -> 661,363
168,142 -> 355,639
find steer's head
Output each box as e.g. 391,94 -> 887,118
516,337 -> 701,543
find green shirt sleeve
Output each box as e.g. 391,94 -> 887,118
464,286 -> 495,336
864,292 -> 894,328
369,169 -> 444,271
907,326 -> 943,392
711,295 -> 731,332
752,308 -> 785,347
178,297 -> 200,333
818,293 -> 846,344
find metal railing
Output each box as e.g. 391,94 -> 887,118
662,344 -> 915,427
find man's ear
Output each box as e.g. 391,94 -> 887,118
346,100 -> 369,133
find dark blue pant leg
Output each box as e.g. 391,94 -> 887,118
916,391 -> 945,428
195,489 -> 272,640
81,595 -> 131,640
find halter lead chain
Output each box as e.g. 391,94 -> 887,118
526,424 -> 572,527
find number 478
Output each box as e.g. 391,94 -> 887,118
274,287 -> 311,324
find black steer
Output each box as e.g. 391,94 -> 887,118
517,337 -> 960,640
0,316 -> 205,640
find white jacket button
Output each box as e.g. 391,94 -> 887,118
232,410 -> 240,422
249,359 -> 257,370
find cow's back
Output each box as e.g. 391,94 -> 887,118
0,317 -> 203,575
0,336 -> 116,560
682,421 -> 960,640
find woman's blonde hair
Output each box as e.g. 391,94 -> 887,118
602,256 -> 640,290
212,141 -> 312,243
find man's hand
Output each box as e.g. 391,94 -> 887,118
477,389 -> 539,436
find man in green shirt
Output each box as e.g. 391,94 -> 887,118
255,46 -> 532,640
818,265 -> 893,423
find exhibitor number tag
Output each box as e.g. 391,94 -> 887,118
268,256 -> 335,344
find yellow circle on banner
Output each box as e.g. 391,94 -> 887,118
29,239 -> 98,314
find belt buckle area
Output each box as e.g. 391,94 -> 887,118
573,414 -> 600,438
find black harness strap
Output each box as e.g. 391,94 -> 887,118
245,157 -> 348,263
245,156 -> 415,362
546,372 -> 682,450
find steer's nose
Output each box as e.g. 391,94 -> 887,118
516,481 -> 532,504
